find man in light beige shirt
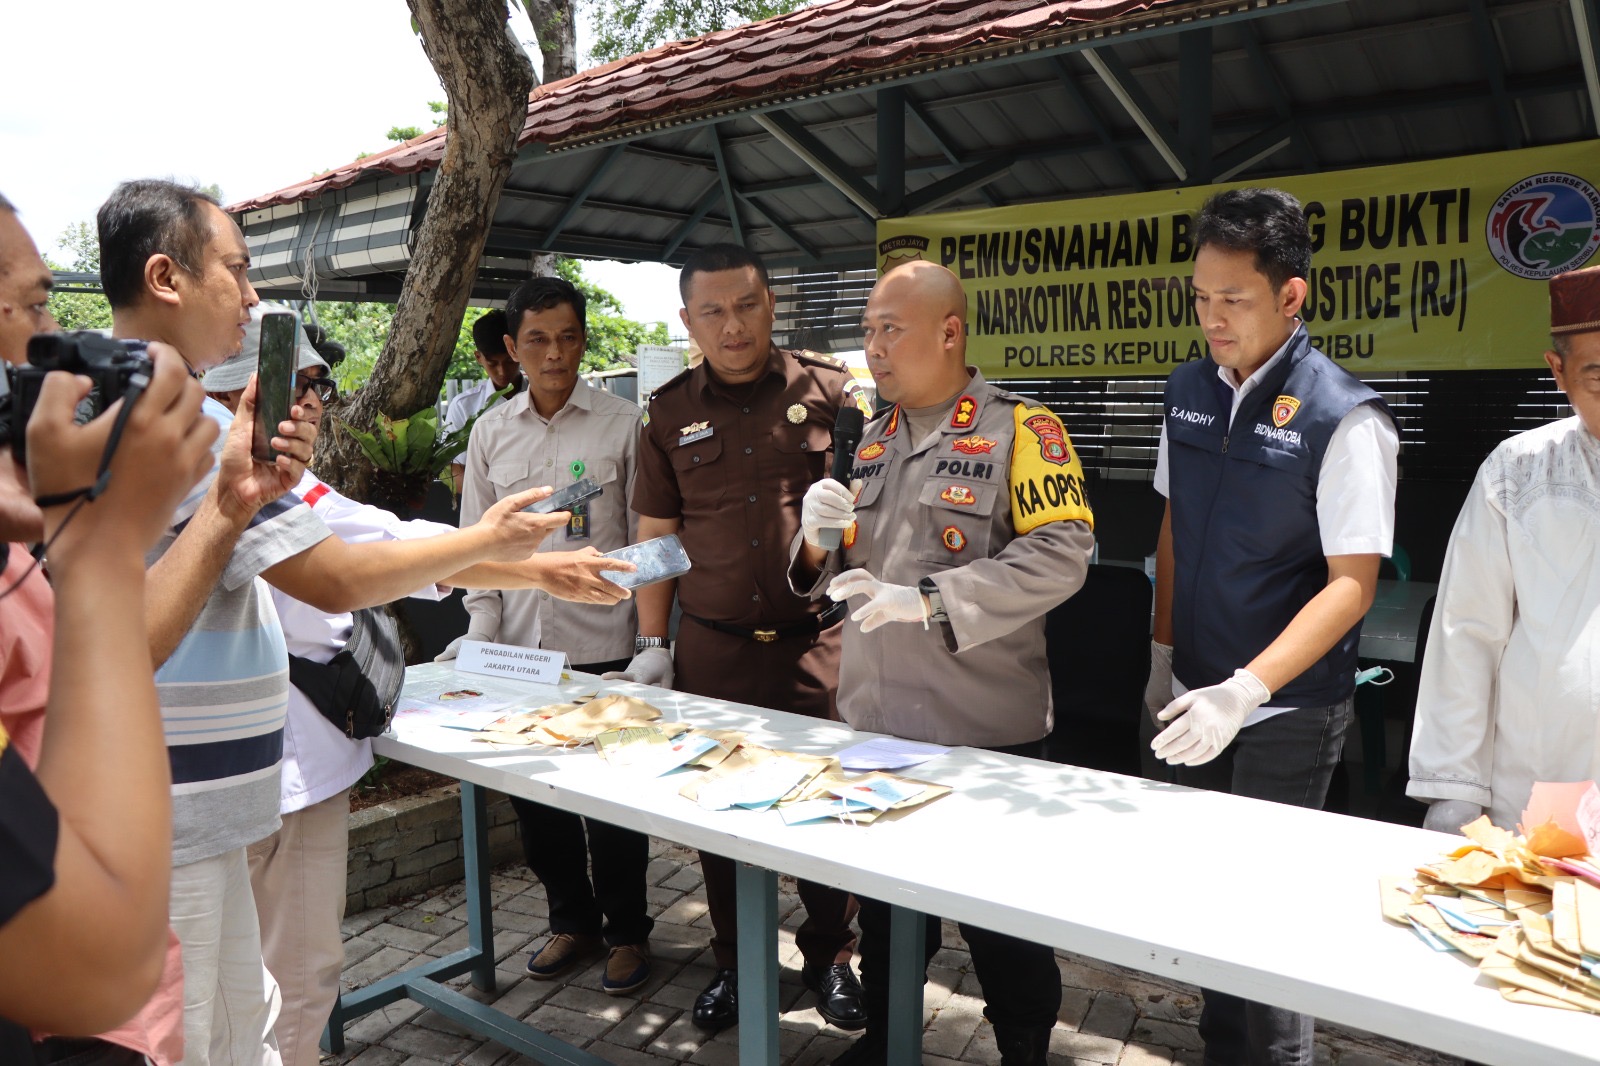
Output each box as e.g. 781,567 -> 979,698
456,276 -> 657,994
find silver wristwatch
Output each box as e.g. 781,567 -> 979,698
917,577 -> 949,623
635,636 -> 669,652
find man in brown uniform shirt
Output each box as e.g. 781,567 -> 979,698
616,244 -> 866,1034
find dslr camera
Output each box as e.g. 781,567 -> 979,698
1,332 -> 153,464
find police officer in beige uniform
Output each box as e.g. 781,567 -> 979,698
792,260 -> 1094,1066
613,244 -> 866,1033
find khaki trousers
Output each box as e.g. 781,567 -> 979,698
246,791 -> 350,1066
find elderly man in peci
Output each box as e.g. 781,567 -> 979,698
1409,263 -> 1600,834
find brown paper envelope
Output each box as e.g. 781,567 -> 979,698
541,695 -> 662,740
1501,985 -> 1600,1013
1552,881 -> 1585,957
1404,904 -> 1501,959
1573,879 -> 1600,958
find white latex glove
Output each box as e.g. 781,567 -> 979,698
1145,641 -> 1174,729
1423,799 -> 1485,835
434,631 -> 493,662
1151,668 -> 1271,766
828,568 -> 929,633
600,646 -> 674,689
801,478 -> 862,548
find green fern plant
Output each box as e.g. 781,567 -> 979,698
337,385 -> 511,478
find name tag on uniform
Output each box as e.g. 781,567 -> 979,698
567,501 -> 590,540
456,640 -> 566,685
678,420 -> 712,446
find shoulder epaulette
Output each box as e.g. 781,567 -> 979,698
987,386 -> 1035,409
646,364 -> 696,403
793,349 -> 848,372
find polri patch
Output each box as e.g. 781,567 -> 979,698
942,526 -> 967,552
857,441 -> 886,461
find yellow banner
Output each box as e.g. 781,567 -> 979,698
875,142 -> 1600,378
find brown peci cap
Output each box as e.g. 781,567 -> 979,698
1551,264 -> 1600,336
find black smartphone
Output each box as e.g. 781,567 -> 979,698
525,476 -> 603,514
252,312 -> 298,462
599,534 -> 693,589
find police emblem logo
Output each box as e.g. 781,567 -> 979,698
941,526 -> 966,552
842,522 -> 858,549
857,441 -> 886,461
940,485 -> 976,506
950,435 -> 997,455
1272,396 -> 1301,428
786,403 -> 807,424
1023,413 -> 1070,465
950,396 -> 977,429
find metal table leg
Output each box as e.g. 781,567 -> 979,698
736,861 -> 781,1065
886,903 -> 927,1066
323,781 -> 612,1064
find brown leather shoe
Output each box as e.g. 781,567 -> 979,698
525,932 -> 602,979
602,942 -> 651,995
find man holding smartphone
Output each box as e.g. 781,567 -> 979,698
618,244 -> 869,1035
98,179 -> 588,1066
454,275 -> 658,995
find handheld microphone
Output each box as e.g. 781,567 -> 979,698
816,405 -> 865,550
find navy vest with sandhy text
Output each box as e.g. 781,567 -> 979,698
1165,327 -> 1392,708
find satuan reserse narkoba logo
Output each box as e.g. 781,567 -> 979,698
1486,172 -> 1600,279
878,235 -> 929,274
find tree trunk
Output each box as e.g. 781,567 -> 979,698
524,0 -> 578,84
316,0 -> 535,501
524,0 -> 577,280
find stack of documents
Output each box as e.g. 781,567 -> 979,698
1381,781 -> 1600,1013
469,694 -> 667,747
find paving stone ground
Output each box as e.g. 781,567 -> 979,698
326,837 -> 1464,1066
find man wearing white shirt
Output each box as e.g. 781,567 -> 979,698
1147,188 -> 1398,1066
445,309 -> 522,490
202,309 -> 571,1066
1409,264 -> 1600,834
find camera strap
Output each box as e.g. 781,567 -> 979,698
32,373 -> 148,509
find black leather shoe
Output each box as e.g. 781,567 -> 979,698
993,1024 -> 1052,1065
802,961 -> 867,1031
692,968 -> 739,1032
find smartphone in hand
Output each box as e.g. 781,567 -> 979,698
599,535 -> 692,590
525,477 -> 603,514
252,312 -> 298,462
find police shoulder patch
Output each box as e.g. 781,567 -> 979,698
1009,403 -> 1094,534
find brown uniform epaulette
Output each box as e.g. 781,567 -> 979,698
645,364 -> 696,405
793,350 -> 849,373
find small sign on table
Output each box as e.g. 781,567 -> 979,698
455,640 -> 566,686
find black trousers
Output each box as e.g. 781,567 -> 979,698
855,740 -> 1062,1035
510,656 -> 654,947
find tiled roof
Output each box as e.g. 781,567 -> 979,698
231,0 -> 1197,212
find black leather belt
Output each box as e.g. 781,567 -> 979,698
685,600 -> 848,642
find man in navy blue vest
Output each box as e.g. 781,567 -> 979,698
1147,188 -> 1398,1066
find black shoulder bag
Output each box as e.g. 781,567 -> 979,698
287,606 -> 405,740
